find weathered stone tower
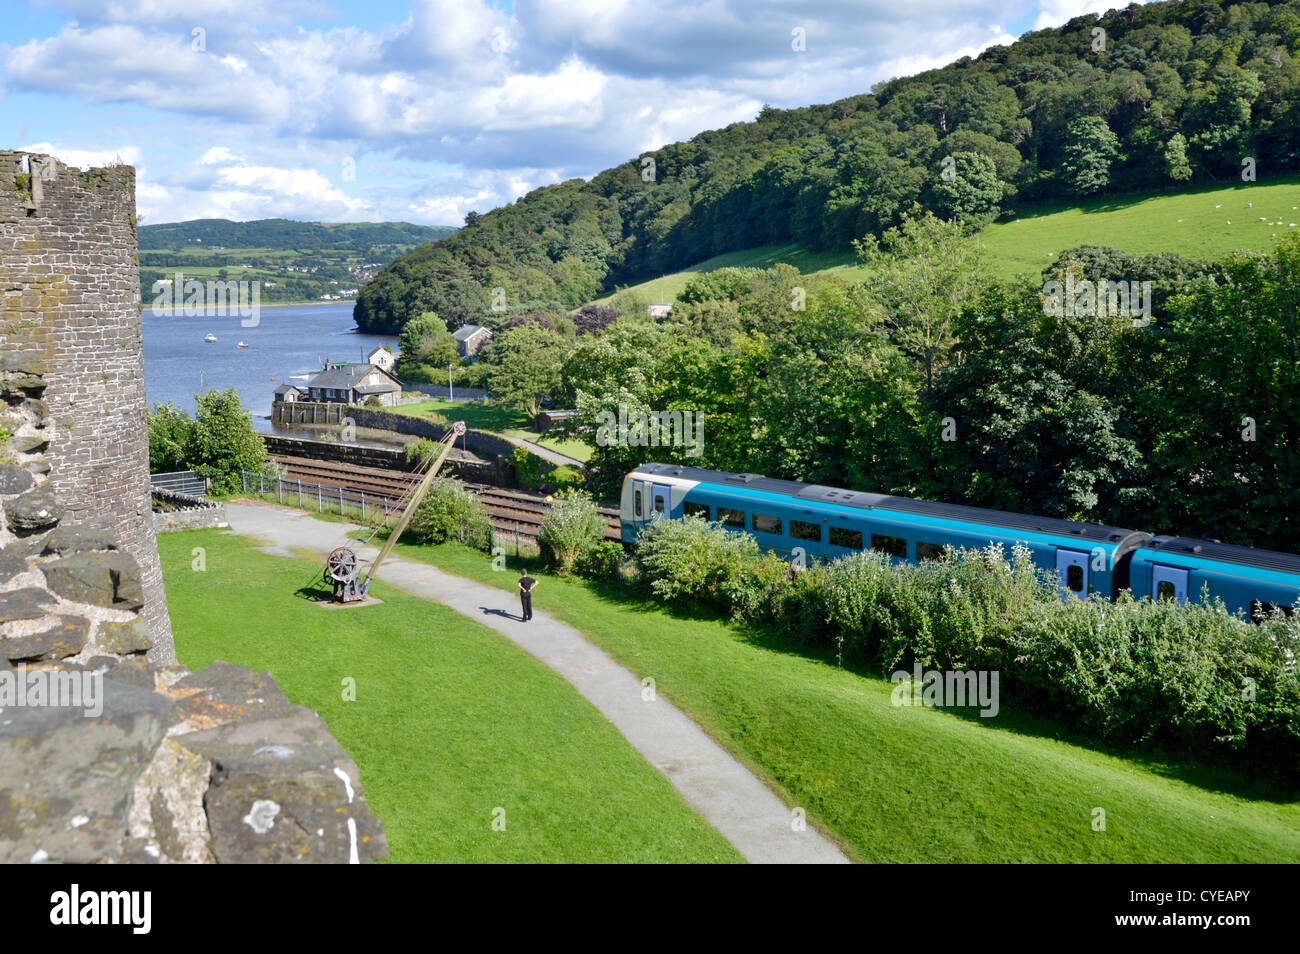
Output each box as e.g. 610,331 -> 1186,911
0,150 -> 174,663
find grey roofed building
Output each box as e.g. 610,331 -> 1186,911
302,362 -> 404,406
273,383 -> 306,402
452,323 -> 492,358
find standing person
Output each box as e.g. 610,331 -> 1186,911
518,568 -> 538,622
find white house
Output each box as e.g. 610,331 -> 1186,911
366,345 -> 395,371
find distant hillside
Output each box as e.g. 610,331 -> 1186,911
139,218 -> 458,305
587,175 -> 1300,304
140,218 -> 456,251
355,0 -> 1300,334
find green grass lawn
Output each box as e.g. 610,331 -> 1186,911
158,529 -> 741,863
387,539 -> 1300,864
586,176 -> 1300,306
978,175 -> 1300,280
591,242 -> 869,306
390,398 -> 593,462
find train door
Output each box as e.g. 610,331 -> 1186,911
651,484 -> 672,519
632,480 -> 651,526
1151,564 -> 1189,605
1055,548 -> 1089,601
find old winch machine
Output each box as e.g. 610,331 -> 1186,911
322,420 -> 466,603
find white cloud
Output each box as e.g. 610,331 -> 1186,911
4,1 -> 1128,225
17,141 -> 143,169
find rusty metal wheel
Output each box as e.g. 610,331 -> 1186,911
325,546 -> 358,583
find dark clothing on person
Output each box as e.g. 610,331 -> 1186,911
519,575 -> 536,621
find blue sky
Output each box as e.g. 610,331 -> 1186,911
1,0 -> 1125,226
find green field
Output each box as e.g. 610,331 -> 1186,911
980,175 -> 1300,279
159,529 -> 740,863
592,243 -> 868,306
385,538 -> 1300,864
390,398 -> 592,462
588,177 -> 1300,305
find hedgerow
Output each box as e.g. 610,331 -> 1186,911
633,517 -> 1300,780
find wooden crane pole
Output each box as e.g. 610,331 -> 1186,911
361,420 -> 465,590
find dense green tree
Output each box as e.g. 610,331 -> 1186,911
929,284 -> 1146,519
186,389 -> 268,495
1060,116 -> 1124,195
929,151 -> 1008,227
396,311 -> 458,376
854,211 -> 987,391
484,324 -> 567,416
1164,132 -> 1194,181
147,402 -> 194,473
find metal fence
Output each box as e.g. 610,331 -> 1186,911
240,471 -> 404,519
151,470 -> 207,496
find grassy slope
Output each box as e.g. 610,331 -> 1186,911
587,176 -> 1300,303
591,243 -> 868,305
389,539 -> 1300,864
980,175 -> 1300,279
159,529 -> 740,864
389,398 -> 592,462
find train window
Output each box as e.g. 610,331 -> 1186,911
790,519 -> 821,542
635,490 -> 642,518
683,501 -> 709,519
752,513 -> 782,535
1067,565 -> 1084,592
872,534 -> 908,559
916,541 -> 947,562
1251,601 -> 1295,622
1157,581 -> 1176,602
829,527 -> 863,549
717,507 -> 745,528
653,495 -> 666,515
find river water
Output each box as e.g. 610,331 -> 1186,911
141,302 -> 397,434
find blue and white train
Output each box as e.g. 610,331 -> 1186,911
620,462 -> 1300,619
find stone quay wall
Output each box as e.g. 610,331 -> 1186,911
151,488 -> 229,533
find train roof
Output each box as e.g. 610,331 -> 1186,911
1144,536 -> 1300,575
634,463 -> 1138,546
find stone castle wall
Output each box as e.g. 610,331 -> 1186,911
0,350 -> 386,863
0,151 -> 173,663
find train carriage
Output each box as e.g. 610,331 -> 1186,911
621,463 -> 1300,617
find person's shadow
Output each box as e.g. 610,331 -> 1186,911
480,606 -> 523,621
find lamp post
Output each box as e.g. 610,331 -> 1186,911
448,363 -> 453,402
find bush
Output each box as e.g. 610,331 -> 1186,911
576,539 -> 625,580
511,446 -> 544,489
635,515 -> 785,615
404,437 -> 439,468
406,478 -> 493,551
632,517 -> 1300,779
1007,591 -> 1300,766
538,489 -> 605,575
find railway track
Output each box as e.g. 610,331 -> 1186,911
267,455 -> 622,540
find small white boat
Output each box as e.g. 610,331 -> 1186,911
236,341 -> 249,349
204,333 -> 217,343
289,374 -> 310,380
